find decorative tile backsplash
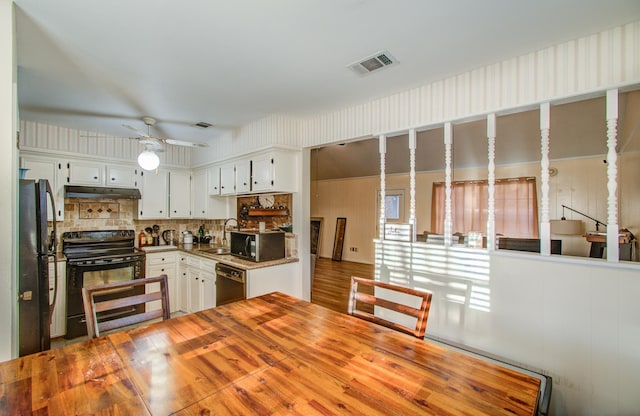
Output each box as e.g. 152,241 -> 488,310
55,197 -> 298,257
58,198 -> 222,248
78,202 -> 120,219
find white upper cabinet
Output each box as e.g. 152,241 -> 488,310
207,166 -> 220,195
213,149 -> 299,196
67,161 -> 104,185
251,150 -> 297,193
235,159 -> 251,194
192,169 -> 208,218
20,155 -> 65,221
67,160 -> 138,188
169,171 -> 191,218
106,165 -> 138,188
139,169 -> 169,219
219,163 -> 236,195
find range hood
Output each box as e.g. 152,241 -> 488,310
65,185 -> 141,199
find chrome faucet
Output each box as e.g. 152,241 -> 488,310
222,218 -> 238,246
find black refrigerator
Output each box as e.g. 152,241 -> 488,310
18,179 -> 58,356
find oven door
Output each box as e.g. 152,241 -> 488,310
65,256 -> 145,339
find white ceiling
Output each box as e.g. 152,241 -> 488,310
14,0 -> 640,145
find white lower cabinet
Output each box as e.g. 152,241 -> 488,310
247,262 -> 300,299
145,252 -> 177,313
177,253 -> 217,313
49,260 -> 66,338
200,259 -> 216,310
178,254 -> 190,312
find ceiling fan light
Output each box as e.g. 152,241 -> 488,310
138,150 -> 160,171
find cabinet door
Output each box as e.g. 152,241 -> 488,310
146,256 -> 177,313
192,170 -> 208,218
139,170 -> 169,218
219,163 -> 236,195
169,171 -> 191,218
49,260 -> 66,338
235,160 -> 251,193
107,165 -> 138,188
68,161 -> 104,185
21,156 -> 65,221
201,272 -> 216,309
208,166 -> 220,195
189,268 -> 203,312
251,154 -> 272,192
178,255 -> 190,312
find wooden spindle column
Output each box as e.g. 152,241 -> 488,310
444,123 -> 453,247
379,134 -> 387,240
486,114 -> 496,251
606,89 -> 619,262
409,129 -> 416,233
539,103 -> 551,255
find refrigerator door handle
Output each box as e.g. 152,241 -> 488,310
44,180 -> 57,253
44,180 -> 58,320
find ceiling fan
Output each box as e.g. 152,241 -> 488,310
123,116 -> 209,150
124,117 -> 209,171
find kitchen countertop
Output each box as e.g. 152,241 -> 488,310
142,244 -> 299,270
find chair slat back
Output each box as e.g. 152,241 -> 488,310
348,276 -> 432,338
82,275 -> 170,338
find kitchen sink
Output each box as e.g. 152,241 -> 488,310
200,247 -> 231,255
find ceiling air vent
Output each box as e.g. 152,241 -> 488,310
348,50 -> 398,76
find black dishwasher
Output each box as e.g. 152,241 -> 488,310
215,263 -> 246,306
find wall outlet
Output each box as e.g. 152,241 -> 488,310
350,247 -> 358,252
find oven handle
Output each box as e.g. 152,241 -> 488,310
67,259 -> 139,267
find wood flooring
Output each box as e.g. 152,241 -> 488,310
311,256 -> 374,314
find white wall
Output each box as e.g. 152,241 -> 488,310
376,242 -> 640,415
1,0 -> 16,361
19,120 -> 192,168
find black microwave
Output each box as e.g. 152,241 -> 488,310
230,230 -> 285,262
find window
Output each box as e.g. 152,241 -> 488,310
378,189 -> 405,223
431,177 -> 538,238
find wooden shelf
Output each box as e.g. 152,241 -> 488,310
248,208 -> 289,217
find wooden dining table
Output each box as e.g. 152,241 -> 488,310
0,292 -> 544,415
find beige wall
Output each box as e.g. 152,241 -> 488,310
311,154 -> 638,263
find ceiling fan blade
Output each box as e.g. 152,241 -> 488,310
164,138 -> 209,148
123,124 -> 150,137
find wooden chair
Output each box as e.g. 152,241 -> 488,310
82,275 -> 171,338
348,276 -> 432,338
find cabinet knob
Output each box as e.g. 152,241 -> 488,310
111,177 -> 116,181
174,210 -> 177,213
254,181 -> 257,184
161,268 -> 165,272
93,176 -> 98,179
195,278 -> 199,281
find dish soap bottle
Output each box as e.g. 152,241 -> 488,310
198,224 -> 205,242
